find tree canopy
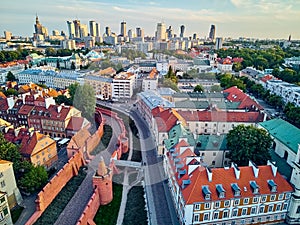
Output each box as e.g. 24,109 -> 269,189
227,125 -> 272,166
73,83 -> 96,121
193,84 -> 204,92
6,71 -> 17,81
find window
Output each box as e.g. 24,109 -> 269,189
194,204 -> 200,210
0,181 -> 5,188
213,211 -> 219,220
250,207 -> 257,215
261,196 -> 267,202
285,193 -> 291,199
253,197 -> 259,203
204,213 -> 209,221
278,194 -> 284,200
234,199 -> 240,206
243,198 -> 249,204
232,208 -> 238,217
0,197 -> 5,203
242,208 -> 247,215
205,202 -> 211,209
297,206 -> 300,214
215,201 -> 220,208
213,152 -> 216,156
270,195 -> 276,201
268,205 -> 274,212
212,161 -> 216,166
194,214 -> 199,222
223,210 -> 229,218
276,204 -> 282,211
224,200 -> 230,207
283,203 -> 288,211
0,172 -> 3,178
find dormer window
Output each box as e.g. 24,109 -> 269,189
250,181 -> 259,194
202,186 -> 211,200
231,183 -> 241,196
216,184 -> 226,199
267,180 -> 277,193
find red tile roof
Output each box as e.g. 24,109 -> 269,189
180,165 -> 293,204
154,109 -> 180,132
18,105 -> 34,115
0,99 -> 8,111
66,117 -> 85,131
19,132 -> 45,156
223,86 -> 263,110
178,110 -> 264,123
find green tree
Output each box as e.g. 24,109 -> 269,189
19,165 -> 48,193
4,88 -> 19,96
73,83 -> 96,121
0,134 -> 22,171
6,71 -> 16,81
162,78 -> 179,92
68,82 -> 80,103
193,84 -> 204,92
210,85 -> 223,92
227,125 -> 272,166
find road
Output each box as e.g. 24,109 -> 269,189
98,100 -> 180,225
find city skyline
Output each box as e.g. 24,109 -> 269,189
1,0 -> 300,39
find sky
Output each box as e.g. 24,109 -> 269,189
1,0 -> 300,40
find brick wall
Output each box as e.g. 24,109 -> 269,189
25,151 -> 85,225
76,188 -> 101,225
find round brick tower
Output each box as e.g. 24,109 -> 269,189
92,156 -> 113,205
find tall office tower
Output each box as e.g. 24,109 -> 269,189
4,31 -> 12,41
156,22 -> 166,41
193,33 -> 197,40
80,24 -> 88,38
180,25 -> 185,38
95,23 -> 100,37
136,27 -> 144,38
128,29 -> 134,38
73,20 -> 81,38
34,15 -> 43,35
67,21 -> 75,38
166,26 -> 173,39
89,21 -> 97,36
215,37 -> 223,50
288,34 -> 291,42
120,21 -> 126,37
52,30 -> 60,36
105,27 -> 111,36
209,24 -> 216,41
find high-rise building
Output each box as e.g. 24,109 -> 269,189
128,29 -> 134,39
4,31 -> 12,41
120,21 -> 126,37
215,37 -> 223,50
73,20 -> 81,38
95,23 -> 100,37
67,21 -> 75,38
52,30 -> 60,36
193,33 -> 197,40
80,24 -> 88,38
167,26 -> 173,39
105,26 -> 111,36
34,15 -> 48,39
136,27 -> 144,38
180,25 -> 185,38
209,24 -> 216,41
156,22 -> 166,41
89,21 -> 97,37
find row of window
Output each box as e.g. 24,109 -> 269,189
194,203 -> 289,222
195,193 -> 291,210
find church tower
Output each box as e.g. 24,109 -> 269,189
92,156 -> 113,205
286,144 -> 300,224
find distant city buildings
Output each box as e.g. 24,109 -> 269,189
34,15 -> 48,40
209,24 -> 216,41
156,22 -> 167,41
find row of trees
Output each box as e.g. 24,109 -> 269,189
0,48 -> 30,62
0,133 -> 48,193
272,68 -> 300,84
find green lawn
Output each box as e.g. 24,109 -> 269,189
93,182 -> 123,225
123,185 -> 147,225
11,205 -> 24,223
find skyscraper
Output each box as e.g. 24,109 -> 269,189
209,24 -> 216,41
95,23 -> 100,37
89,21 -> 97,37
180,25 -> 185,38
215,37 -> 223,50
67,21 -> 75,38
105,27 -> 111,36
80,24 -> 88,38
156,22 -> 166,41
120,21 -> 126,37
167,26 -> 173,39
4,31 -> 12,41
34,15 -> 48,39
136,27 -> 144,38
73,20 -> 81,38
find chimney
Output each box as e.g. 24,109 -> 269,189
57,105 -> 62,113
206,167 -> 212,182
249,160 -> 259,178
231,162 -> 240,179
267,160 -> 277,177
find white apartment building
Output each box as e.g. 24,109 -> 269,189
112,72 -> 135,101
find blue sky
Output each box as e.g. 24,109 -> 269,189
1,0 -> 300,39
